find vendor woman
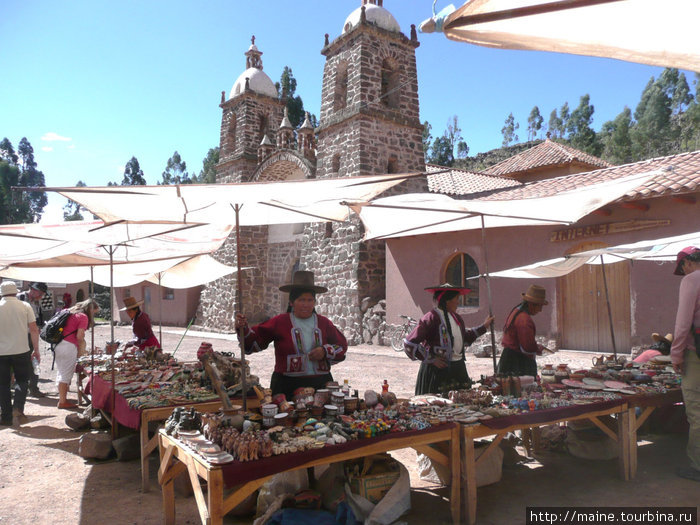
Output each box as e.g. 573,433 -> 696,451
497,284 -> 549,376
120,296 -> 160,351
404,284 -> 493,395
234,271 -> 348,400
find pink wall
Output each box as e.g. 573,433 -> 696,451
112,284 -> 202,327
385,194 -> 699,348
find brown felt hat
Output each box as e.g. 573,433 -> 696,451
279,271 -> 328,294
119,296 -> 144,311
522,284 -> 548,305
651,333 -> 673,345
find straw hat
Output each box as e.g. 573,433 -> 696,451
279,271 -> 328,294
674,246 -> 700,275
30,282 -> 48,294
522,284 -> 548,305
120,296 -> 144,311
651,333 -> 673,345
1,281 -> 19,297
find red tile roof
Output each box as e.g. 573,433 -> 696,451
480,139 -> 612,177
426,164 -> 520,195
474,150 -> 700,202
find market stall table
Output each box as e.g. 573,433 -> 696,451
459,399 -> 629,525
621,388 -> 684,480
158,423 -> 461,525
86,374 -> 259,491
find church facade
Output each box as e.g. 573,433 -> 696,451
197,1 -> 426,343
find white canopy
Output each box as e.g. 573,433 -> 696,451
0,221 -> 233,268
423,0 -> 700,72
489,230 -> 700,278
349,171 -> 658,240
44,173 -> 418,226
0,254 -> 242,288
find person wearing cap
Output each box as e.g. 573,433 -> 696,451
17,282 -> 48,398
497,284 -> 550,377
54,299 -> 100,409
669,246 -> 700,482
633,333 -> 673,364
0,281 -> 39,425
121,297 -> 160,352
234,271 -> 348,400
404,284 -> 494,395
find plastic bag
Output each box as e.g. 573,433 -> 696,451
256,469 -> 309,517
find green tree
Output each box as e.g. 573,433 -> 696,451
501,112 -> 519,147
422,121 -> 433,160
566,94 -> 599,155
63,180 -> 87,221
527,106 -> 544,141
600,107 -> 633,165
160,151 -> 192,185
427,135 -> 454,166
547,109 -> 563,139
121,156 -> 147,185
559,102 -> 570,139
197,147 -> 220,184
275,66 -> 317,129
15,137 -> 47,221
427,116 -> 468,165
0,138 -> 19,165
680,73 -> 700,151
0,160 -> 25,223
632,79 -> 672,158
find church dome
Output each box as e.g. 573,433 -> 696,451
229,68 -> 278,99
343,3 -> 400,35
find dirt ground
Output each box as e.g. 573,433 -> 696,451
1,324 -> 697,524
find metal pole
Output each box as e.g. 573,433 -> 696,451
234,204 -> 247,411
109,246 -> 116,438
90,266 -> 95,411
158,273 -> 163,345
481,216 -> 499,374
599,255 -> 618,358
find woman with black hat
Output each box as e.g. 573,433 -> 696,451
404,284 -> 493,395
234,271 -> 348,400
497,284 -> 550,377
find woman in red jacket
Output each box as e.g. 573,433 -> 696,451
235,271 -> 347,400
405,284 -> 493,395
120,296 -> 160,352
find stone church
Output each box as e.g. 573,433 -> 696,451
197,1 -> 427,344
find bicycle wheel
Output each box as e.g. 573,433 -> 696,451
391,327 -> 406,352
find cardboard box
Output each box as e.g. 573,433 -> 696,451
346,454 -> 400,504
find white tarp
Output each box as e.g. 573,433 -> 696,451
45,173 -> 418,225
489,231 -> 700,278
423,0 -> 700,72
0,255 -> 241,288
349,171 -> 659,240
0,221 -> 233,268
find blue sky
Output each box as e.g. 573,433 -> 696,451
1,0 -> 680,222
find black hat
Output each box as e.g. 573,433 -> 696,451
279,271 -> 328,294
30,282 -> 48,294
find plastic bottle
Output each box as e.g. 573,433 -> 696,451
342,379 -> 350,395
32,356 -> 41,376
382,379 -> 389,393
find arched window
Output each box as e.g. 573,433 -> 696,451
334,62 -> 348,111
380,58 -> 399,108
444,253 -> 479,307
258,113 -> 268,144
228,112 -> 237,154
386,154 -> 398,174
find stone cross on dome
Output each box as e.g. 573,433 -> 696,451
361,0 -> 384,5
245,35 -> 263,70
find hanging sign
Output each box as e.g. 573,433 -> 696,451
549,219 -> 670,243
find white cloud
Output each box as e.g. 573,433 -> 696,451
41,146 -> 53,152
41,132 -> 72,142
68,144 -> 75,150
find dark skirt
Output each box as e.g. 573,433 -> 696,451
415,359 -> 471,395
497,348 -> 537,376
270,371 -> 333,401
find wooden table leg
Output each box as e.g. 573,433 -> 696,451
208,469 -> 224,525
617,409 -> 631,481
627,407 -> 638,480
449,426 -> 460,525
141,415 -> 150,492
159,436 -> 176,525
461,426 -> 478,525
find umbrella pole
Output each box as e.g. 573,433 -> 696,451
158,273 -> 163,345
481,216 -> 499,374
599,255 -> 618,358
90,266 -> 95,414
234,204 -> 247,412
109,246 -> 116,438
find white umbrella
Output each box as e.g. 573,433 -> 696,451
421,0 -> 700,72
